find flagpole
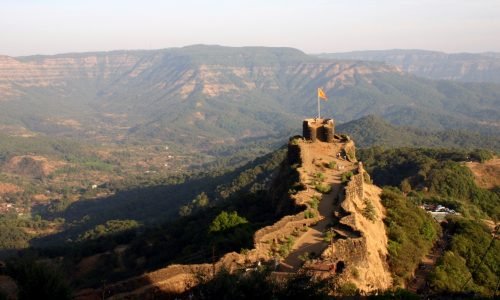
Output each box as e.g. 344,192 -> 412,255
317,90 -> 320,119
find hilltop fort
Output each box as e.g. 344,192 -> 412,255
76,118 -> 392,298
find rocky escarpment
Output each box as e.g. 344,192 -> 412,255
319,49 -> 500,83
0,49 -> 398,102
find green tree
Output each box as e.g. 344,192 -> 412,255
194,192 -> 210,208
209,211 -> 248,233
400,178 -> 412,194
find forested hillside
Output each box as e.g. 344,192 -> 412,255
359,148 -> 499,296
338,115 -> 500,150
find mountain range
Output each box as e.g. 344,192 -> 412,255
1,45 -> 499,151
318,49 -> 500,83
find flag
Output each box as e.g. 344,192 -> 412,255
318,88 -> 328,100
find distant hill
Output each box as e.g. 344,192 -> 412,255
338,115 -> 500,150
1,45 -> 499,151
317,49 -> 500,83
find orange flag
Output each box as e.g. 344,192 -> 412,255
318,88 -> 328,100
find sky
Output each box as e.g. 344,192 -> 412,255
1,0 -> 500,56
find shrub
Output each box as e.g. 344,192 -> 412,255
278,236 -> 295,257
362,198 -> 377,222
341,171 -> 354,184
314,172 -> 326,181
325,161 -> 336,169
337,282 -> 358,296
298,252 -> 311,262
315,183 -> 331,194
323,230 -> 335,243
304,210 -> 316,219
429,218 -> 500,296
309,195 -> 320,210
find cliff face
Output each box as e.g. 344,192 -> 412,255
0,50 -> 397,102
319,49 -> 500,83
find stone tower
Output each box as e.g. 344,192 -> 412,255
302,118 -> 335,142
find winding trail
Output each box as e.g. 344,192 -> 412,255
279,141 -> 355,271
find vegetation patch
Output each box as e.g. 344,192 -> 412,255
309,195 -> 320,210
429,217 -> 499,296
381,187 -> 440,286
304,209 -> 316,219
314,184 -> 330,194
325,161 -> 336,169
359,147 -> 500,220
209,211 -> 248,233
341,171 -> 353,184
362,198 -> 377,222
277,236 -> 296,257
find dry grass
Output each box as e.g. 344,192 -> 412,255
465,158 -> 500,190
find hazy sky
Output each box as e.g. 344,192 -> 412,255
1,0 -> 500,56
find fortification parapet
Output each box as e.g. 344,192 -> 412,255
302,118 -> 335,142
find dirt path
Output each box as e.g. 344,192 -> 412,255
408,231 -> 448,293
279,141 -> 354,272
280,181 -> 341,271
